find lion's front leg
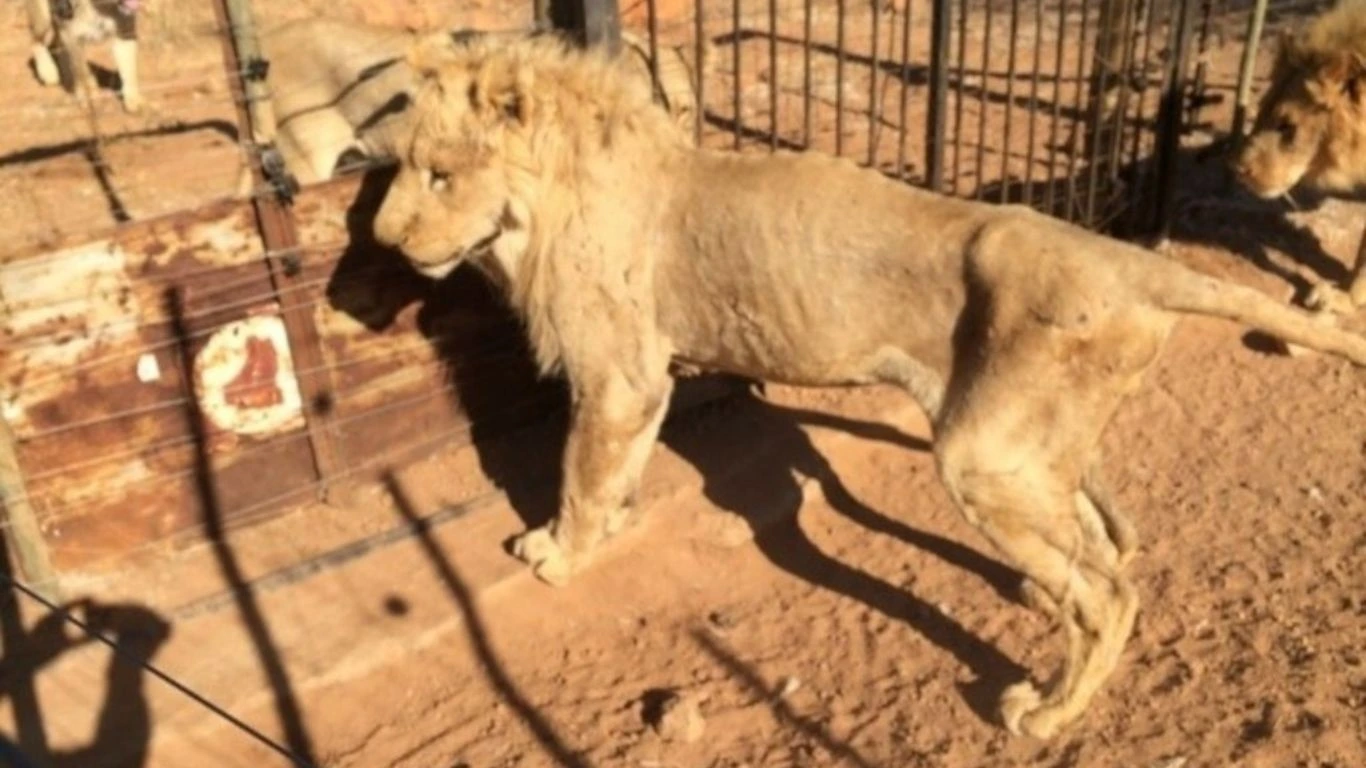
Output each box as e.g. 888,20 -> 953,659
512,370 -> 674,586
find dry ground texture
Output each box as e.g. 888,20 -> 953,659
1,0 -> 1364,766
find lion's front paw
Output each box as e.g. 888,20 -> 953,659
999,681 -> 1068,740
1305,283 -> 1356,316
509,527 -> 574,586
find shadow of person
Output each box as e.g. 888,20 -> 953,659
656,389 -> 1028,725
0,600 -> 172,768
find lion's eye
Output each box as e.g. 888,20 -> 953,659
1276,119 -> 1297,144
429,169 -> 451,192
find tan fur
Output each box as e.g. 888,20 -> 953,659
374,36 -> 1366,740
250,18 -> 711,190
1232,0 -> 1366,308
25,0 -> 148,113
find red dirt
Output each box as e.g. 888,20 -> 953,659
1,2 -> 1363,767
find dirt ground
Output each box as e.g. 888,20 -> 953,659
1,0 -> 1364,767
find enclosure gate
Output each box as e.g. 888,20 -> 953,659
584,0 -> 1206,238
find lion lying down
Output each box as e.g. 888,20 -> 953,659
252,17 -> 709,187
371,34 -> 1366,740
1232,0 -> 1366,311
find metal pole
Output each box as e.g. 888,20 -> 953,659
0,416 -> 61,602
925,0 -> 952,192
1149,0 -> 1195,240
1231,0 -> 1270,137
213,0 -> 344,496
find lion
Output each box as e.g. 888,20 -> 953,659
251,17 -> 711,189
370,34 -> 1366,741
1231,0 -> 1366,310
25,0 -> 148,113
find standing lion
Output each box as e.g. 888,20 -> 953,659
371,34 -> 1366,740
1232,0 -> 1366,311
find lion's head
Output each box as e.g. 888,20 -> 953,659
1232,4 -> 1366,199
373,33 -> 686,283
371,37 -> 540,280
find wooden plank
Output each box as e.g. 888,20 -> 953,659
0,415 -> 61,601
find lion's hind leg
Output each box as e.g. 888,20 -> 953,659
937,435 -> 1138,739
933,329 -> 1146,738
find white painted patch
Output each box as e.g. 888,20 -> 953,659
193,314 -> 306,438
135,353 -> 161,383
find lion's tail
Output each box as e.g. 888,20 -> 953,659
1141,255 -> 1366,366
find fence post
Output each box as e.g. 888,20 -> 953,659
212,0 -> 346,499
1145,0 -> 1196,240
548,0 -> 623,54
0,417 -> 61,602
1231,0 -> 1270,138
1082,0 -> 1137,227
925,0 -> 951,192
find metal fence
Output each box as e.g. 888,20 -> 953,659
564,0 -> 1259,238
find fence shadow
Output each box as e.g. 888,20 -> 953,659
164,288 -> 318,768
0,532 -> 172,768
691,627 -> 878,768
379,472 -> 589,767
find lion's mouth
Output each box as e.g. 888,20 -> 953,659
413,227 -> 503,280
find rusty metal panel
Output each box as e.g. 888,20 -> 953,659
294,170 -> 564,474
0,200 -> 318,571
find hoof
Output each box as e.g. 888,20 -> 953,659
509,527 -> 574,587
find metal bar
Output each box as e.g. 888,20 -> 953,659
0,416 -> 61,602
733,0 -> 742,149
1084,0 -> 1123,226
804,0 -> 814,145
770,0 -> 780,150
952,0 -> 967,195
1000,0 -> 1022,203
695,0 -> 706,145
1126,0 -> 1161,177
868,0 -> 882,166
213,0 -> 345,494
1065,0 -> 1094,222
1231,0 -> 1270,137
1045,0 -> 1069,215
927,0 -> 953,192
1023,0 -> 1045,205
1149,0 -> 1195,238
896,0 -> 915,180
1105,0 -> 1141,186
582,0 -> 623,54
1187,0 -> 1214,131
974,0 -> 993,200
836,0 -> 847,156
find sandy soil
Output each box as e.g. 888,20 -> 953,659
1,1 -> 1363,767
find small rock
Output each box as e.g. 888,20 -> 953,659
776,676 -> 801,698
1148,758 -> 1187,768
643,689 -> 705,744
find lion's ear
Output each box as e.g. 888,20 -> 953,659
1322,50 -> 1366,103
471,63 -> 533,125
406,32 -> 456,84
